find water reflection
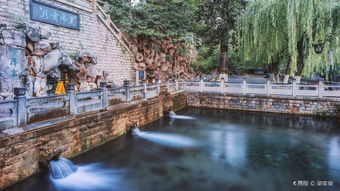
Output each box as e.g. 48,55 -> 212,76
329,137 -> 340,179
210,125 -> 247,167
5,108 -> 340,191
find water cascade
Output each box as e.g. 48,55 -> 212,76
169,111 -> 195,120
132,127 -> 197,148
49,157 -> 77,179
50,161 -> 125,191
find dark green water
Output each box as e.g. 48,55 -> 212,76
5,108 -> 340,191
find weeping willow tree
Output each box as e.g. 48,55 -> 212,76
238,0 -> 340,82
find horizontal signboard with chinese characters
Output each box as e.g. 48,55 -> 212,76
30,0 -> 80,30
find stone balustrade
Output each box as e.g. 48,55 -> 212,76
0,82 -> 179,136
181,79 -> 340,98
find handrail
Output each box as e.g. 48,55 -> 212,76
2,80 -> 340,136
0,83 -> 181,135
95,2 -> 132,54
182,80 -> 340,98
27,94 -> 68,101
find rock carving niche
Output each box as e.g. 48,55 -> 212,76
0,22 -> 106,99
25,24 -> 104,96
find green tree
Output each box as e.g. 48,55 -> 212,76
196,0 -> 247,77
104,0 -> 197,39
238,0 -> 340,81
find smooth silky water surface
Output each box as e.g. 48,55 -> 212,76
5,108 -> 340,191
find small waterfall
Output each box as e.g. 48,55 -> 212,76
49,157 -> 77,179
50,163 -> 126,191
169,111 -> 195,120
132,128 -> 197,148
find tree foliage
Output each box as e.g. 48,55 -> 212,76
104,0 -> 340,78
105,0 -> 197,39
196,0 -> 247,74
238,0 -> 340,78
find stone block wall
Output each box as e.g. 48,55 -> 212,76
0,0 -> 134,86
0,90 -> 187,189
187,92 -> 340,117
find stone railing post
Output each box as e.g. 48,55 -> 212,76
242,78 -> 247,95
166,81 -> 170,93
14,88 -> 27,127
318,80 -> 324,98
156,81 -> 161,95
266,80 -> 271,96
100,82 -> 108,109
67,84 -> 76,115
175,80 -> 179,91
220,81 -> 224,93
292,80 -> 297,96
124,80 -> 130,101
143,82 -> 147,99
199,79 -> 204,92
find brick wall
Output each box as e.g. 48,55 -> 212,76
0,0 -> 134,85
0,90 -> 187,189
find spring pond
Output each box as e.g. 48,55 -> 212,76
5,108 -> 340,191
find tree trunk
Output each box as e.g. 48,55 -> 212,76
295,36 -> 307,83
268,61 -> 279,83
283,58 -> 291,83
295,34 -> 307,76
219,38 -> 228,75
284,59 -> 291,75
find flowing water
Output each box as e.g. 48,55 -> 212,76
49,158 -> 77,179
132,127 -> 197,148
5,108 -> 340,191
169,111 -> 195,120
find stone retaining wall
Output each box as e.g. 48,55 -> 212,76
0,90 -> 187,189
187,92 -> 340,117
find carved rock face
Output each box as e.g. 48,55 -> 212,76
30,56 -> 43,75
59,51 -> 74,68
39,26 -> 52,40
43,50 -> 62,73
0,28 -> 26,47
26,26 -> 41,42
86,64 -> 99,78
24,23 -> 79,96
78,80 -> 91,92
34,76 -> 48,97
43,49 -> 77,73
77,50 -> 98,64
34,41 -> 51,56
0,22 -> 106,98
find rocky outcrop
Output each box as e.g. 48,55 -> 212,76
129,36 -> 196,82
73,50 -> 104,92
0,22 -> 107,98
25,25 -> 106,96
25,25 -> 79,96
